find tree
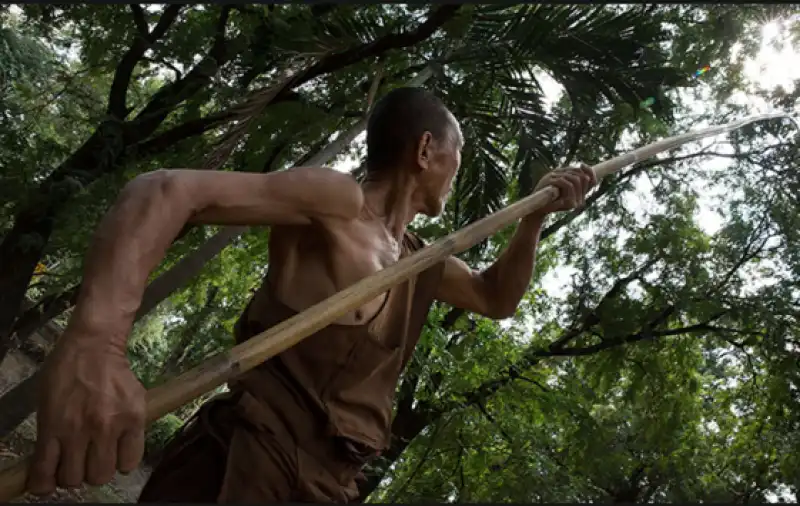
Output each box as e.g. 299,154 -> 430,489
0,3 -> 685,439
0,4 -> 797,503
358,50 -> 800,502
0,3 -> 462,358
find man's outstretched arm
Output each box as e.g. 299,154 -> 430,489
29,167 -> 363,495
76,168 -> 363,338
435,164 -> 596,319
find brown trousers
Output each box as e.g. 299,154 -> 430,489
138,393 -> 366,503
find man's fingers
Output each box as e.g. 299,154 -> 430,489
580,163 -> 597,185
550,178 -> 573,205
28,437 -> 61,496
57,437 -> 89,488
541,163 -> 596,210
561,173 -> 582,206
85,433 -> 119,486
117,428 -> 145,474
567,164 -> 595,206
578,164 -> 596,195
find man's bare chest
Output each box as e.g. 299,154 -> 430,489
258,220 -> 405,325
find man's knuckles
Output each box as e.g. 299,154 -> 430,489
85,412 -> 118,434
54,409 -> 140,443
58,413 -> 84,434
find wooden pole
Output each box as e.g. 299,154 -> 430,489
0,112 -> 793,501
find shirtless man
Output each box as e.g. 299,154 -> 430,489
29,87 -> 595,502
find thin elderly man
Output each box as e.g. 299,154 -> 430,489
30,87 -> 595,502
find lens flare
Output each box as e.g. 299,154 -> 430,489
640,65 -> 711,110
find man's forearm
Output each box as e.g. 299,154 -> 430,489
480,214 -> 544,317
69,174 -> 194,350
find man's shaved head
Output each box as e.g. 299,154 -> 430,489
366,87 -> 459,175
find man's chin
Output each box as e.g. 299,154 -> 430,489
422,202 -> 444,218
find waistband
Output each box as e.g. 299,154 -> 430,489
197,390 -> 381,467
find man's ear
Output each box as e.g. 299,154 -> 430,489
416,131 -> 433,171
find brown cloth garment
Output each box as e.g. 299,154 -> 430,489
138,232 -> 445,503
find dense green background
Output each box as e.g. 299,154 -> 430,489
0,4 -> 798,502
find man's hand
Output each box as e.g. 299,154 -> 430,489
28,331 -> 146,495
533,163 -> 597,215
435,163 -> 598,318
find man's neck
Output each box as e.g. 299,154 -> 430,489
360,167 -> 423,239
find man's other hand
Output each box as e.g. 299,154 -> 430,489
28,330 -> 146,495
533,163 -> 597,214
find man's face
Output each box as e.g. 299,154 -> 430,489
416,114 -> 463,217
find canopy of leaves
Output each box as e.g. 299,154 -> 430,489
0,4 -> 798,503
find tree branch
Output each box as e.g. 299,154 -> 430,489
126,6 -> 235,142
544,311 -> 729,357
439,302 -> 732,416
549,257 -> 659,351
126,90 -> 304,161
706,217 -> 772,298
283,5 -> 460,95
129,4 -> 149,36
10,287 -> 77,344
108,4 -> 182,118
125,110 -> 236,161
475,400 -> 514,443
150,4 -> 184,41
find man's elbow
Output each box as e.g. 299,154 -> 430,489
476,274 -> 519,320
124,169 -> 183,203
110,170 -> 195,228
480,293 -> 519,320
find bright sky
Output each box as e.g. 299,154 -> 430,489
528,18 -> 800,301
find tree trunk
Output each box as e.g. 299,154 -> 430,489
137,230 -> 244,320
0,119 -> 127,361
0,11 -> 241,355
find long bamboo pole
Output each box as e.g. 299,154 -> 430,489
0,112 -> 793,501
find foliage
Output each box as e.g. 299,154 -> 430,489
0,4 -> 798,503
144,413 -> 183,459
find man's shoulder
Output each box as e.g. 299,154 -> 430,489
281,166 -> 364,222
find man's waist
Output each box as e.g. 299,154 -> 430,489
205,385 -> 383,467
233,363 -> 392,452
